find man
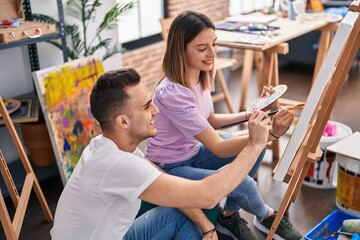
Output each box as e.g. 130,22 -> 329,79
50,68 -> 272,240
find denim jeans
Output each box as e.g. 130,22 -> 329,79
124,207 -> 202,240
156,136 -> 269,219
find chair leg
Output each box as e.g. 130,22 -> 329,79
215,69 -> 235,113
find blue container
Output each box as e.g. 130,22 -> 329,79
305,210 -> 360,240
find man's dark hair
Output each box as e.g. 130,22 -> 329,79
90,68 -> 141,130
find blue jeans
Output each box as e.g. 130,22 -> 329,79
156,137 -> 269,219
124,207 -> 202,240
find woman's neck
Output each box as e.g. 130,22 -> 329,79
188,69 -> 201,84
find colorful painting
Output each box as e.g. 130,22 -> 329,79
32,56 -> 104,184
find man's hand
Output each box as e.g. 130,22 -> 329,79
248,110 -> 272,147
271,106 -> 294,140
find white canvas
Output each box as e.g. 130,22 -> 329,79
274,11 -> 359,181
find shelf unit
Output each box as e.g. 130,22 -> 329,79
0,0 -> 68,197
0,0 -> 68,70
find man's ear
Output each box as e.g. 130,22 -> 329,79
115,115 -> 129,129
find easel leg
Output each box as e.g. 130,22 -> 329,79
266,161 -> 305,240
0,96 -> 54,239
13,174 -> 34,235
239,50 -> 254,112
284,160 -> 312,213
290,161 -> 312,204
0,191 -> 17,240
2,105 -> 53,222
0,151 -> 20,207
272,139 -> 280,161
33,179 -> 53,222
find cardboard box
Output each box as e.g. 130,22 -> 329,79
0,0 -> 56,43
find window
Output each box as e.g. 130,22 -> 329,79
229,0 -> 273,16
117,0 -> 166,50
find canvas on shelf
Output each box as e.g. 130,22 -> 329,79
32,56 -> 104,184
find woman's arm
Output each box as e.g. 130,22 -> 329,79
208,111 -> 249,130
195,126 -> 249,157
207,85 -> 274,130
203,108 -> 293,156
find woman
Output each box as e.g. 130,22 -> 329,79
146,10 -> 301,240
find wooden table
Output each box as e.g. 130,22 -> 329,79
216,13 -> 338,160
216,13 -> 338,112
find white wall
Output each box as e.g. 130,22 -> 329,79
0,0 -> 122,163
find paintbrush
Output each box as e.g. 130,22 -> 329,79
221,103 -> 305,129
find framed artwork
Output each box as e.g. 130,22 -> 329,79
32,56 -> 104,184
0,96 -> 39,125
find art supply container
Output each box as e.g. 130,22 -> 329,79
303,121 -> 352,189
304,210 -> 359,240
327,132 -> 360,217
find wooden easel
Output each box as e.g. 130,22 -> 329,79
0,96 -> 52,239
267,2 -> 360,239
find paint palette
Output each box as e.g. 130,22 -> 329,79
0,98 -> 21,117
247,84 -> 287,111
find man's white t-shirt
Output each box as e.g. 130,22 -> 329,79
50,135 -> 162,240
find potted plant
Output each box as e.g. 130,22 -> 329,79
33,0 -> 135,61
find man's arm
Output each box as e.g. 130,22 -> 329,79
144,159 -> 216,237
140,110 -> 271,209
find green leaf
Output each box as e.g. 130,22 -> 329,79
97,2 -> 136,34
66,0 -> 85,22
67,24 -> 84,57
103,44 -> 126,60
88,39 -> 112,56
34,0 -> 135,61
86,0 -> 102,21
32,14 -> 58,25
